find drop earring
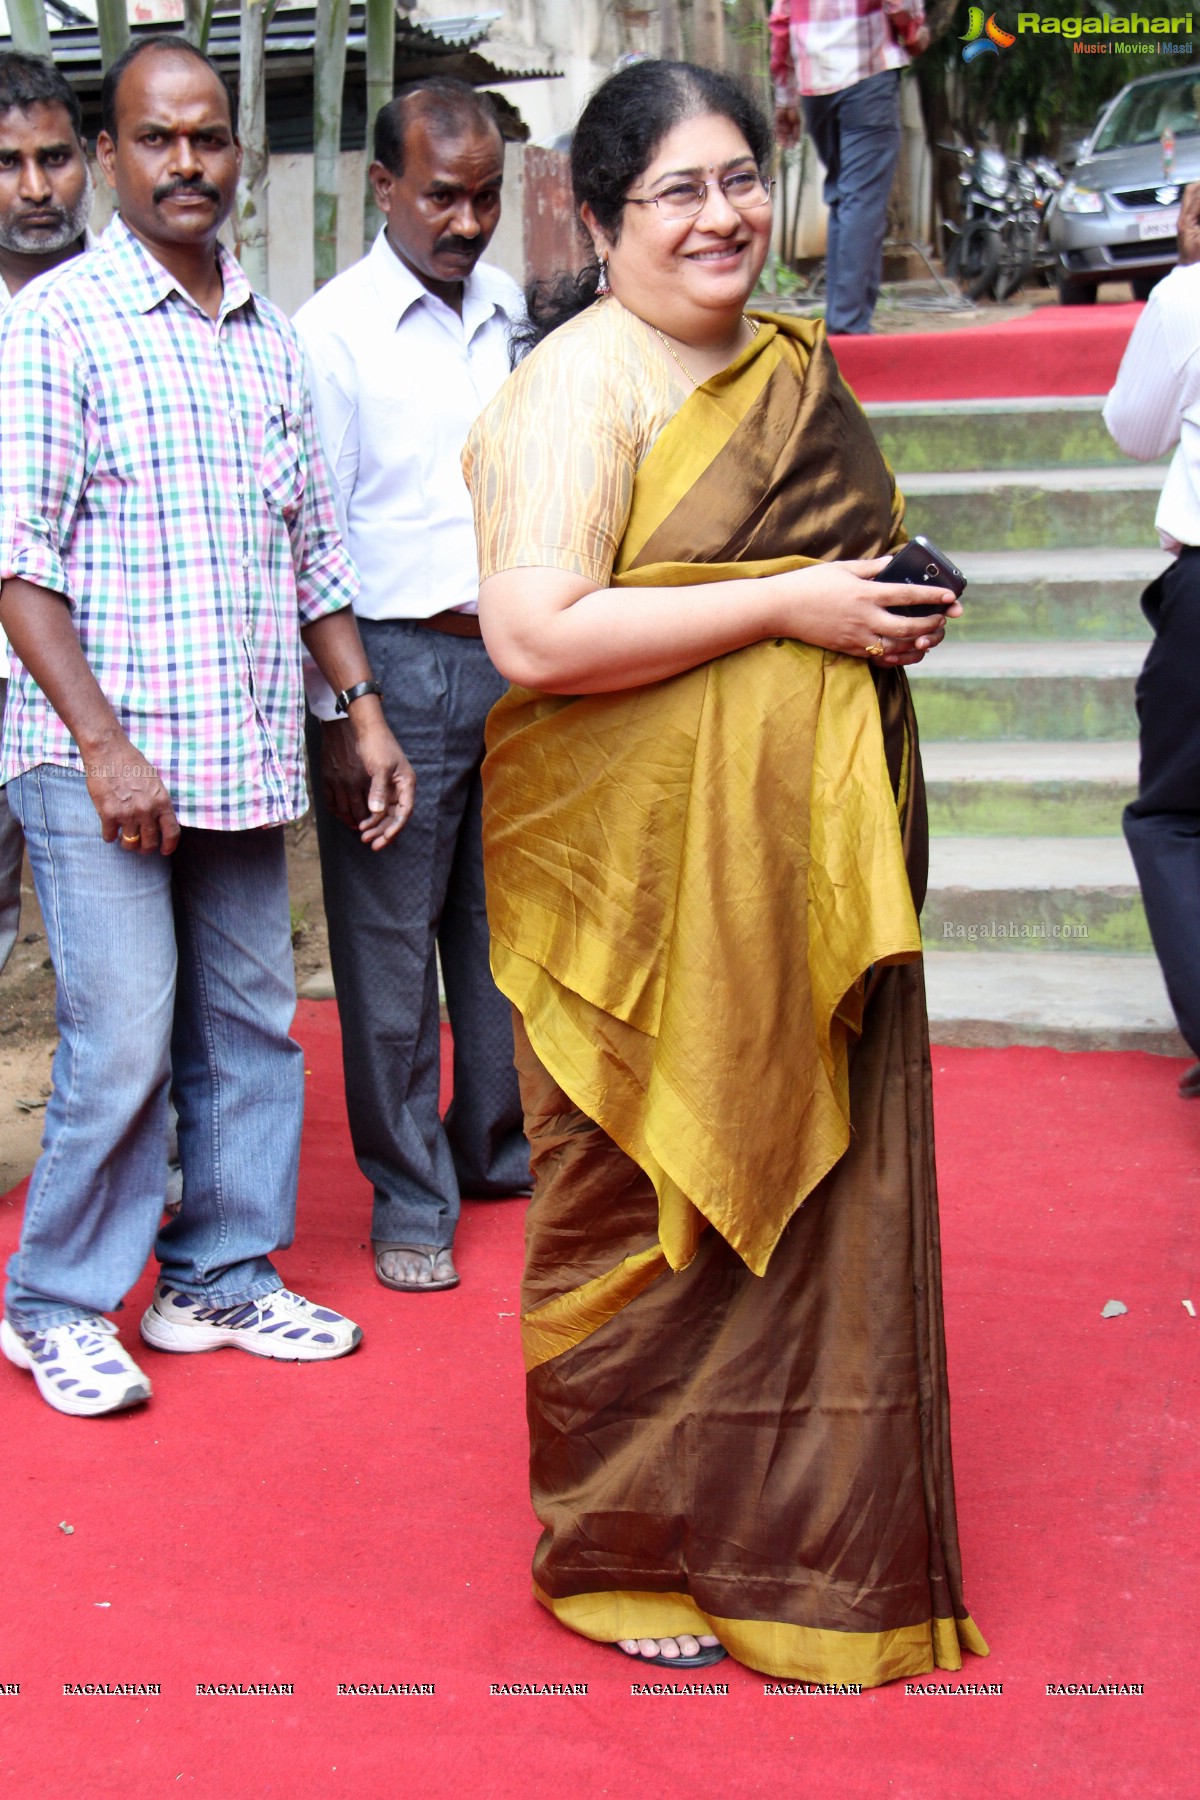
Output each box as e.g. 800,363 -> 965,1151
596,255 -> 610,297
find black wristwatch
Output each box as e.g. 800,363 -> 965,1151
333,679 -> 383,715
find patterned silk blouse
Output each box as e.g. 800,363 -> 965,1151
464,297 -> 691,588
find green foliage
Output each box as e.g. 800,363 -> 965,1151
926,0 -> 1200,149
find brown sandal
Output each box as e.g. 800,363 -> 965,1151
373,1243 -> 460,1292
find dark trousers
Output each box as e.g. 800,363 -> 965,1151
1124,548 -> 1200,1057
308,618 -> 529,1249
802,70 -> 902,336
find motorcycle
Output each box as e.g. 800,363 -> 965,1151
940,140 -> 1063,302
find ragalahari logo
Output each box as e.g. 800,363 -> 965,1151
961,8 -> 1017,58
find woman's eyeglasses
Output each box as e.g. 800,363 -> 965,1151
625,171 -> 776,221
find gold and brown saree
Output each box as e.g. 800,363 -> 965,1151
481,316 -> 987,1686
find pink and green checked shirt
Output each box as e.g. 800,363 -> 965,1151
0,216 -> 358,831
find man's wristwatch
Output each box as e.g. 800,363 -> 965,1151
333,679 -> 383,715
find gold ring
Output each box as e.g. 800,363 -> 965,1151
121,830 -> 140,844
864,638 -> 885,657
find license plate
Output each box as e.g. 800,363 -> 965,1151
1139,209 -> 1178,237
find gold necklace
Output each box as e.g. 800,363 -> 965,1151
649,315 -> 761,389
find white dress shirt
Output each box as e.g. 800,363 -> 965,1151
294,230 -> 522,718
1105,262 -> 1200,554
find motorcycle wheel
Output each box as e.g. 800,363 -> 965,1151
954,222 -> 1000,301
993,224 -> 1037,302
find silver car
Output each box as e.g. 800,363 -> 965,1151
1047,70 -> 1200,304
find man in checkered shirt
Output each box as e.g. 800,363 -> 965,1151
770,0 -> 928,335
0,38 -> 415,1418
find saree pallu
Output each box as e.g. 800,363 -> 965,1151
483,316 -> 987,1685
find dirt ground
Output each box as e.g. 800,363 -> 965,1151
0,818 -> 331,1194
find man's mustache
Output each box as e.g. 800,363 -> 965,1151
434,235 -> 481,258
153,178 -> 222,205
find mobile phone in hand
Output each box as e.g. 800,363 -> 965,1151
873,535 -> 967,615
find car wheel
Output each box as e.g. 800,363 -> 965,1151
1130,273 -> 1163,301
1055,271 -> 1097,306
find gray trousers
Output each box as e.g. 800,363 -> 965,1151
307,618 -> 529,1248
0,679 -> 24,974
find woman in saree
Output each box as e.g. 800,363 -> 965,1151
462,59 -> 987,1686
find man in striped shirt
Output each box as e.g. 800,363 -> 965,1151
0,37 -> 414,1418
770,0 -> 928,334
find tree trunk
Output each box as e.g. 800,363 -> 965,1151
658,0 -> 683,58
692,0 -> 726,70
7,0 -> 51,59
183,0 -> 216,51
364,0 -> 394,253
96,0 -> 131,71
313,0 -> 350,288
235,0 -> 270,290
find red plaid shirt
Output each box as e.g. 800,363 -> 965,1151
769,0 -> 925,99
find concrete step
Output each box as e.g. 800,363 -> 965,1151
907,641 -> 1141,740
954,547 -> 1162,641
922,740 -> 1137,835
868,396 -> 1152,473
922,836 -> 1149,953
899,466 -> 1163,552
923,950 -> 1186,1053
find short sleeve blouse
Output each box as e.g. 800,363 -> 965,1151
463,298 -> 690,588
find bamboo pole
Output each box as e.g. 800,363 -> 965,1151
657,0 -> 682,60
183,0 -> 217,52
235,0 -> 270,289
6,0 -> 52,60
95,0 -> 131,71
313,0 -> 350,288
363,0 -> 394,252
691,0 -> 726,70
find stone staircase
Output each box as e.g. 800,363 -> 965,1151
868,396 -> 1186,1053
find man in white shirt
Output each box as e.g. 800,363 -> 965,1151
296,78 -> 530,1292
1105,192 -> 1200,1094
0,52 -> 95,975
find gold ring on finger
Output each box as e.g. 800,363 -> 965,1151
864,638 -> 885,657
121,830 -> 140,844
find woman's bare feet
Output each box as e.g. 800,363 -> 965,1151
617,1635 -> 722,1661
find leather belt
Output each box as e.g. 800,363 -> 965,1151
416,610 -> 483,638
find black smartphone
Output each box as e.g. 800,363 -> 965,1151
873,535 -> 967,615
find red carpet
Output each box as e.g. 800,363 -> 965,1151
832,302 -> 1143,402
1,1004 -> 1195,1798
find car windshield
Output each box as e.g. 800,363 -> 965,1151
1093,74 -> 1200,152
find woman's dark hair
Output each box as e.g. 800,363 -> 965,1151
512,60 -> 772,359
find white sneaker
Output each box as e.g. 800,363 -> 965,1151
1,1315 -> 152,1417
140,1284 -> 362,1361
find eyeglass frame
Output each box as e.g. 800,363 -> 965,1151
623,171 -> 777,220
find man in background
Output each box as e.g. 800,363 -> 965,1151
296,77 -> 530,1295
0,52 -> 94,975
1106,185 -> 1200,1096
769,0 -> 928,336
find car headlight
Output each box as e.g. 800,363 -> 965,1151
1059,181 -> 1105,215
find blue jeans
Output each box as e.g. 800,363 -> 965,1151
5,765 -> 303,1328
803,70 -> 902,335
